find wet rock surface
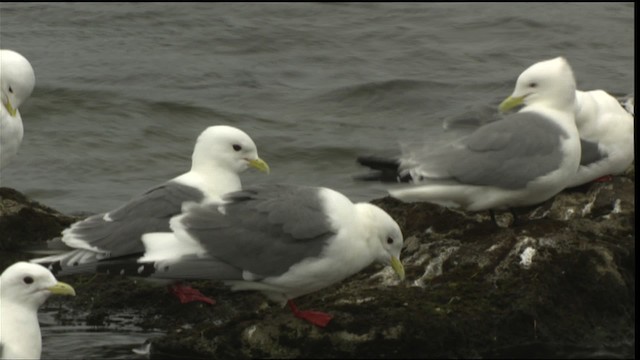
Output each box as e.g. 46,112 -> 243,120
0,168 -> 635,359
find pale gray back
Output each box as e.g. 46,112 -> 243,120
69,181 -> 204,256
405,112 -> 569,189
181,184 -> 335,278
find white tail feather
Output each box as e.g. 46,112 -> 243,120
30,249 -> 104,267
139,232 -> 205,263
389,185 -> 469,208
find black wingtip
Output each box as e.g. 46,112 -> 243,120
40,260 -> 83,277
352,171 -> 387,182
355,155 -> 412,183
95,259 -> 157,277
356,155 -> 401,170
47,261 -> 63,275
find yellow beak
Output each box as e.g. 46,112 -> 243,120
498,95 -> 525,113
47,281 -> 76,296
3,99 -> 17,117
390,256 -> 405,281
248,158 -> 270,174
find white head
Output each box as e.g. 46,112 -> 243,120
356,203 -> 405,280
499,56 -> 577,113
190,125 -> 270,175
0,262 -> 75,309
0,49 -> 36,117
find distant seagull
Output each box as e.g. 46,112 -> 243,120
432,68 -> 634,189
0,49 -> 36,170
31,125 -> 269,304
95,183 -> 405,327
440,89 -> 635,188
1,262 -> 76,360
565,89 -> 634,188
357,57 -> 581,214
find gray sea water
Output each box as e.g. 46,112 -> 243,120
0,2 -> 634,359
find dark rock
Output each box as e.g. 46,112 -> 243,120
0,187 -> 78,251
0,168 -> 635,359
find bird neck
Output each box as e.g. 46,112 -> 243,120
573,90 -> 593,129
1,301 -> 43,359
524,90 -> 579,135
180,167 -> 242,199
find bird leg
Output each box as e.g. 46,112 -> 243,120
167,282 -> 215,305
489,210 -> 498,227
509,208 -> 519,226
593,175 -> 614,183
287,300 -> 333,327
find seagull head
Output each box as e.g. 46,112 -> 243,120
0,49 -> 36,117
0,262 -> 75,310
499,56 -> 576,113
191,125 -> 270,175
360,203 -> 405,281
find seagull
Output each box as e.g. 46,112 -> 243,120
94,183 -> 405,327
0,49 -> 36,170
565,89 -> 634,188
30,125 -> 269,304
1,262 -> 76,360
412,62 -> 635,189
357,57 -> 581,218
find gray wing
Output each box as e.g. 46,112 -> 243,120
67,181 -> 204,256
180,184 -> 335,278
579,138 -> 608,166
404,112 -> 568,189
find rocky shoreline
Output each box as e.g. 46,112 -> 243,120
0,167 -> 634,358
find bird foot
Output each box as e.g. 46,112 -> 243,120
168,283 -> 215,305
287,300 -> 333,327
593,175 -> 614,183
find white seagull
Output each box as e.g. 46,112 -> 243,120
565,89 -> 634,188
0,49 -> 36,170
30,125 -> 269,303
358,57 -> 581,214
97,183 -> 405,327
1,262 -> 75,360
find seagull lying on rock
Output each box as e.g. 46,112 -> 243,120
30,125 -> 269,304
565,89 -> 634,188
357,57 -> 581,223
94,183 -> 405,327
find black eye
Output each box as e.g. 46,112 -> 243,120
387,237 -> 394,244
232,144 -> 242,152
529,82 -> 538,88
8,86 -> 13,93
23,276 -> 34,284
